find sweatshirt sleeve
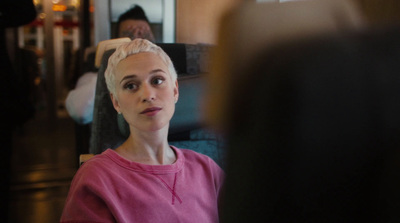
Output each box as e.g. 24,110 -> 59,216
210,157 -> 226,211
211,157 -> 225,195
60,163 -> 116,223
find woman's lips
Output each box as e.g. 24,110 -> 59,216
140,107 -> 162,116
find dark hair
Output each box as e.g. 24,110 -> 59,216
116,5 -> 150,36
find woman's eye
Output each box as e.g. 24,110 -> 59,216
152,77 -> 164,85
125,83 -> 137,90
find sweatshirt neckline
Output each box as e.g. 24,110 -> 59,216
103,146 -> 184,174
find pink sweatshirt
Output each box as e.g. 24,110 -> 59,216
60,146 -> 225,223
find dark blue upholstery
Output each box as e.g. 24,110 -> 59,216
89,43 -> 226,168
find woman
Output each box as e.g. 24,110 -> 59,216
60,39 -> 225,223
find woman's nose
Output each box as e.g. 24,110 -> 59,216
140,84 -> 155,102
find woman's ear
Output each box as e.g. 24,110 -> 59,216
174,80 -> 179,102
110,93 -> 121,113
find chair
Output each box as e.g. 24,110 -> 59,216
84,40 -> 225,168
67,44 -> 100,163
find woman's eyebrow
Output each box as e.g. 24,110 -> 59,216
119,69 -> 167,84
120,74 -> 137,84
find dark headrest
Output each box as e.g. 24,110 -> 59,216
158,43 -> 213,75
157,43 -> 187,74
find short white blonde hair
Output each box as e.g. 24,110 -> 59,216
105,38 -> 177,96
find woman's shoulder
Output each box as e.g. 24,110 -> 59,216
81,149 -> 113,165
173,147 -> 225,188
173,146 -> 223,171
75,149 -> 121,178
174,146 -> 211,160
69,150 -> 131,193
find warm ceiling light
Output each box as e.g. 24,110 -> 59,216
53,4 -> 67,11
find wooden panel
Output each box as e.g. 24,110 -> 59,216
176,0 -> 242,44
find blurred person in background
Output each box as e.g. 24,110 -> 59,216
0,0 -> 36,221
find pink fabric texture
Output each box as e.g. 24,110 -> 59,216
60,146 -> 225,223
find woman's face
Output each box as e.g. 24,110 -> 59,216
111,52 -> 178,133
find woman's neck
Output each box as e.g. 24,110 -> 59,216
115,129 -> 176,165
